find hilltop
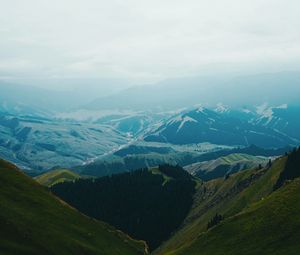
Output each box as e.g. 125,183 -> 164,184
52,164 -> 196,251
35,168 -> 80,187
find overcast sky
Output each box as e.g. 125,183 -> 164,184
1,0 -> 300,87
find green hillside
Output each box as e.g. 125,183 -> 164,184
154,156 -> 288,254
172,177 -> 300,255
0,158 -> 147,255
185,153 -> 269,181
35,168 -> 80,187
78,144 -> 288,177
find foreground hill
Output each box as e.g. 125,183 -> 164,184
35,169 -> 80,187
154,148 -> 300,255
173,177 -> 300,255
0,159 -> 146,255
52,165 -> 196,251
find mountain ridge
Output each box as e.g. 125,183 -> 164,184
144,106 -> 300,147
154,149 -> 300,255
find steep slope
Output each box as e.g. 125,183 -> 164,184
35,169 -> 80,187
184,153 -> 270,181
274,147 -> 300,190
155,156 -> 287,254
52,165 -> 196,251
0,158 -> 146,255
171,177 -> 300,255
254,105 -> 300,141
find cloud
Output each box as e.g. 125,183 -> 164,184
0,0 -> 300,85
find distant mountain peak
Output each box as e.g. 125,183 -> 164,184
196,105 -> 205,113
215,103 -> 230,113
144,105 -> 299,147
177,116 -> 198,133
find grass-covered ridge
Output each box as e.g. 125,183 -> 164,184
0,158 -> 147,255
155,148 -> 300,255
185,153 -> 269,181
35,168 -> 80,187
173,177 -> 300,255
78,143 -> 289,177
154,155 -> 289,255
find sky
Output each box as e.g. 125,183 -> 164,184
1,0 -> 300,88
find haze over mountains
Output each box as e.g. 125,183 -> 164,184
0,79 -> 129,115
0,72 -> 299,174
1,0 -> 300,254
1,71 -> 300,115
86,72 -> 300,111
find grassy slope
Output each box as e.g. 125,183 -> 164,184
0,159 -> 147,255
150,167 -> 173,185
79,145 -> 289,178
35,169 -> 80,187
221,153 -> 266,163
174,177 -> 300,255
185,153 -> 268,175
155,157 -> 286,255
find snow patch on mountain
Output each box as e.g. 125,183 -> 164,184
256,103 -> 273,118
196,106 -> 205,113
168,115 -> 184,125
242,108 -> 252,114
177,116 -> 198,132
215,103 -> 229,113
276,104 -> 288,109
256,103 -> 289,126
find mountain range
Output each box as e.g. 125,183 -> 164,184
144,105 -> 300,148
0,112 -> 129,173
1,72 -> 299,174
1,101 -> 299,175
2,72 -> 300,115
85,72 -> 300,111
